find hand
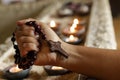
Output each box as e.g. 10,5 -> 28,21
15,18 -> 66,66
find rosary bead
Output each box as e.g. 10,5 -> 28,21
18,64 -> 22,69
12,33 -> 15,36
35,27 -> 40,33
15,49 -> 20,53
29,61 -> 34,65
33,55 -> 37,60
14,54 -> 20,58
14,45 -> 19,49
25,21 -> 36,26
15,57 -> 20,64
11,37 -> 15,42
24,65 -> 30,70
20,63 -> 29,70
21,57 -> 27,63
42,34 -> 46,40
11,21 -> 42,69
27,50 -> 37,59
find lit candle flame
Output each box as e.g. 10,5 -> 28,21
50,20 -> 56,28
9,65 -> 22,73
70,24 -> 77,33
73,18 -> 79,24
52,66 -> 64,70
72,23 -> 77,28
66,35 -> 79,42
69,35 -> 76,41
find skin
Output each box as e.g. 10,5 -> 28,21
15,18 -> 120,80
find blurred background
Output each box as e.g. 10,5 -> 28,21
0,0 -> 119,79
0,0 -> 120,48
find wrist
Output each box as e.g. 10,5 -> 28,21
55,41 -> 78,67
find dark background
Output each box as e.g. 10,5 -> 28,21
110,0 -> 120,17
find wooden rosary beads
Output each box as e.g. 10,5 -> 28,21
11,20 -> 69,70
11,21 -> 42,70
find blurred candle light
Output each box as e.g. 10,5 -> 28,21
3,65 -> 31,80
44,65 -> 70,75
62,18 -> 85,36
62,23 -> 78,36
66,35 -> 79,42
72,23 -> 77,28
49,20 -> 60,31
9,65 -> 22,73
73,18 -> 79,24
50,20 -> 56,28
70,25 -> 76,33
51,66 -> 64,70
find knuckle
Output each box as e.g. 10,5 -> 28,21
23,43 -> 38,51
26,30 -> 35,36
19,36 -> 30,43
29,27 -> 34,30
23,25 -> 35,30
18,36 -> 38,46
19,36 -> 26,42
24,43 -> 36,48
17,30 -> 34,37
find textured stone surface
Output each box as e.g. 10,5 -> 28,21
85,0 -> 117,49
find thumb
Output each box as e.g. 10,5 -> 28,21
37,21 -> 61,42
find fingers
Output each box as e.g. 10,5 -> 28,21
15,18 -> 39,56
22,42 -> 38,56
17,18 -> 61,41
17,36 -> 39,46
16,36 -> 39,56
17,18 -> 36,26
15,29 -> 35,38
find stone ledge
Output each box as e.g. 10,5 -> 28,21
85,0 -> 117,49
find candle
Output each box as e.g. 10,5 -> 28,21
65,35 -> 79,42
73,18 -> 79,25
9,65 -> 22,73
70,23 -> 77,33
49,20 -> 59,31
62,23 -> 77,36
51,66 -> 64,70
50,20 -> 56,28
44,65 -> 71,76
3,65 -> 31,80
63,35 -> 82,45
62,19 -> 85,36
68,18 -> 79,27
69,18 -> 87,27
73,18 -> 86,27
